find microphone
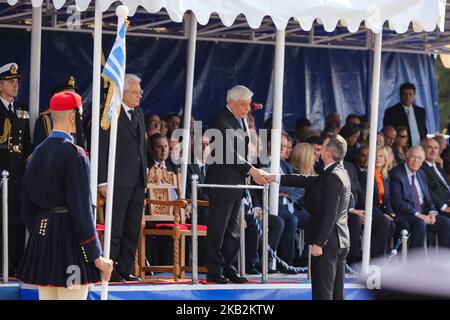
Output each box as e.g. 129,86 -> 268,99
251,102 -> 263,111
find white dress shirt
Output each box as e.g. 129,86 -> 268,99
403,105 -> 421,147
0,96 -> 13,112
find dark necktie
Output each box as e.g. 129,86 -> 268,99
411,174 -> 422,212
200,165 -> 206,178
128,109 -> 137,130
8,103 -> 14,117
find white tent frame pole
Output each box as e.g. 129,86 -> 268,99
180,13 -> 197,198
29,5 -> 42,139
361,31 -> 383,275
90,0 -> 102,222
269,30 -> 285,216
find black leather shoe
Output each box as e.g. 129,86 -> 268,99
120,274 -> 141,282
110,273 -> 125,283
268,268 -> 278,274
279,266 -> 298,275
246,267 -> 261,275
206,274 -> 229,284
224,271 -> 248,284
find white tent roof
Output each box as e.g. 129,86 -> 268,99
6,0 -> 446,33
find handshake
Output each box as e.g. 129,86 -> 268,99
249,167 -> 277,185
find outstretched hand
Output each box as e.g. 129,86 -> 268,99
249,167 -> 271,185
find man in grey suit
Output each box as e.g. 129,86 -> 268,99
268,134 -> 351,300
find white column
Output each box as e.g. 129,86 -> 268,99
90,0 -> 103,222
269,30 -> 285,216
362,31 -> 383,275
180,14 -> 197,198
28,5 -> 42,139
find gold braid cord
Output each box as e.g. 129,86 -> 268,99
42,113 -> 52,135
0,118 -> 11,144
100,81 -> 115,130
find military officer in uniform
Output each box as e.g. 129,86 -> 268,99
17,91 -> 113,300
0,63 -> 33,274
33,76 -> 77,147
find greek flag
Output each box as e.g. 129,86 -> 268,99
101,19 -> 127,130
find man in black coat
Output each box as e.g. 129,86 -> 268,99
269,134 -> 351,300
421,138 -> 450,219
383,82 -> 427,147
205,85 -> 269,284
98,74 -> 147,282
0,63 -> 33,273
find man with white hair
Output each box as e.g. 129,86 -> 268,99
205,85 -> 269,284
98,74 -> 147,282
390,145 -> 450,249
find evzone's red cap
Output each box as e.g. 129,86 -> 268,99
50,91 -> 82,111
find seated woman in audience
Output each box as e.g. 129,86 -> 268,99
372,145 -> 396,258
287,143 -> 315,265
392,126 -> 409,164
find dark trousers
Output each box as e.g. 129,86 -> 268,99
396,214 -> 450,249
0,223 -> 25,274
347,212 -> 395,264
206,198 -> 241,276
311,246 -> 349,300
245,214 -> 284,268
277,207 -> 298,265
371,214 -> 395,258
110,186 -> 145,275
0,174 -> 25,274
347,213 -> 362,264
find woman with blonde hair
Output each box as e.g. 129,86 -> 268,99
290,143 -> 316,176
278,142 -> 314,268
370,145 -> 396,258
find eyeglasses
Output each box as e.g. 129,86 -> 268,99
126,89 -> 143,95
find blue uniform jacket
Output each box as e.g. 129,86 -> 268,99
21,131 -> 102,262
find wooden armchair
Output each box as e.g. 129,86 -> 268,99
138,165 -> 208,280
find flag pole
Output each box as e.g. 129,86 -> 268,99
101,5 -> 129,301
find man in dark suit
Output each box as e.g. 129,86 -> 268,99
0,63 -> 33,274
205,85 -> 269,284
147,132 -> 178,173
146,132 -> 178,266
98,74 -> 147,282
383,82 -> 427,147
390,146 -> 450,249
269,134 -> 351,300
186,135 -> 209,224
421,138 -> 450,219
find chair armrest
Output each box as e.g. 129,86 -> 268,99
185,199 -> 209,207
147,199 -> 190,208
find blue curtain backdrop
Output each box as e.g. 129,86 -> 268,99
0,29 -> 439,133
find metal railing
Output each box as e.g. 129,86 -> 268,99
190,175 -> 269,284
1,170 -> 9,283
